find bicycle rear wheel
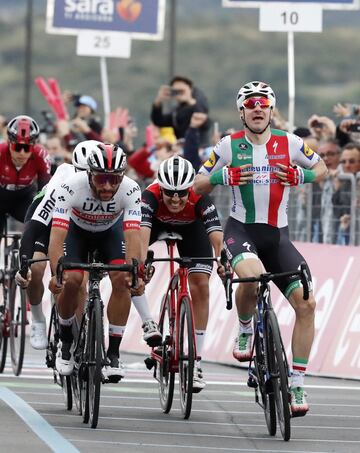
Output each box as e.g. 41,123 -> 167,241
253,309 -> 276,436
9,279 -> 26,376
178,296 -> 195,419
158,295 -> 175,413
0,280 -> 9,373
266,310 -> 291,441
87,300 -> 103,428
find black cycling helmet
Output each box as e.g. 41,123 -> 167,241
7,115 -> 40,144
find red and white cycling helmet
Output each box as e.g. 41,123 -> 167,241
87,143 -> 127,174
236,81 -> 276,111
7,115 -> 40,144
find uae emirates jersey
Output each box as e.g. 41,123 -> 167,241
199,129 -> 320,228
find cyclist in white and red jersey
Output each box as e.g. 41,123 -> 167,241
0,115 -> 51,236
194,81 -> 328,415
15,140 -> 101,350
48,143 -> 144,382
141,156 -> 224,391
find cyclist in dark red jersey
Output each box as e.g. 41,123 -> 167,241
0,115 -> 51,236
141,156 -> 224,391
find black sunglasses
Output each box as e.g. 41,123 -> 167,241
11,143 -> 32,153
163,188 -> 189,198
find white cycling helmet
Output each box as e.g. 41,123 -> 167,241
87,143 -> 127,174
157,156 -> 195,191
236,81 -> 276,111
72,140 -> 102,170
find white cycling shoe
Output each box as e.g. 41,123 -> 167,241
30,322 -> 48,350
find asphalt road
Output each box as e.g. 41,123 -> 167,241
0,342 -> 359,453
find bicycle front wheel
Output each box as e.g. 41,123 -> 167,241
158,294 -> 175,414
253,309 -> 276,437
87,300 -> 103,429
266,310 -> 291,441
9,279 -> 26,376
0,280 -> 9,373
178,296 -> 195,419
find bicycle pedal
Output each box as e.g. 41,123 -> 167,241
144,357 -> 156,370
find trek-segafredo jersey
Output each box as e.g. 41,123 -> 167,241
52,171 -> 141,232
199,129 -> 321,228
31,163 -> 75,226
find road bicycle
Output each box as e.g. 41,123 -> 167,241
224,262 -> 310,441
0,219 -> 42,376
144,232 -> 222,419
56,255 -> 139,429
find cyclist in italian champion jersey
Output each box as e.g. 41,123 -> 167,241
48,143 -> 145,381
194,81 -> 327,415
141,156 -> 224,391
0,115 -> 51,236
15,140 -> 101,350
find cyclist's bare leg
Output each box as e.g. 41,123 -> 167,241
107,271 -> 131,325
288,287 -> 316,362
233,258 -> 263,318
74,273 -> 88,325
27,251 -> 47,320
57,271 -> 83,319
188,272 -> 209,330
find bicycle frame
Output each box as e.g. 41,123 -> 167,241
151,239 -> 197,374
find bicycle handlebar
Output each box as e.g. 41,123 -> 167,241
56,256 -> 139,288
20,255 -> 50,279
144,250 -> 220,267
226,261 -> 310,308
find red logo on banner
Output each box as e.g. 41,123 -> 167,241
117,0 -> 142,22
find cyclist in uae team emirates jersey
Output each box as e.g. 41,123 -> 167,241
0,115 -> 51,236
48,143 -> 145,382
141,156 -> 224,392
14,140 -> 102,351
194,81 -> 327,415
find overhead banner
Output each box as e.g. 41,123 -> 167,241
46,0 -> 166,40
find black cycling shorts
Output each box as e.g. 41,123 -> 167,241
64,219 -> 125,264
149,218 -> 213,275
23,195 -> 51,255
224,217 -> 312,297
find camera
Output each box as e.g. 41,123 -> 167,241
311,120 -> 323,129
170,88 -> 182,96
347,122 -> 360,133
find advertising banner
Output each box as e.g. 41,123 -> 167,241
46,0 -> 166,40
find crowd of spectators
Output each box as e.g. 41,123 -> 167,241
1,77 -> 360,246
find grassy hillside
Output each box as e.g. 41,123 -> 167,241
1,1 -> 360,139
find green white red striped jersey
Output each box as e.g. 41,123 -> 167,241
198,129 -> 320,228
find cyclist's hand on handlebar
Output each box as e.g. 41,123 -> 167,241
48,274 -> 67,295
128,277 -> 145,296
15,270 -> 31,288
216,262 -> 226,280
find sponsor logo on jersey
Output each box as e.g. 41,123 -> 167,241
82,201 -> 116,212
126,186 -> 140,196
203,150 -> 220,172
60,183 -> 74,195
265,154 -> 286,160
301,143 -> 314,160
226,237 -> 235,246
123,220 -> 141,230
127,209 -> 141,216
135,198 -> 141,204
273,141 -> 278,153
238,143 -> 248,150
38,189 -> 56,221
237,153 -> 249,160
58,195 -> 66,202
202,204 -> 215,216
